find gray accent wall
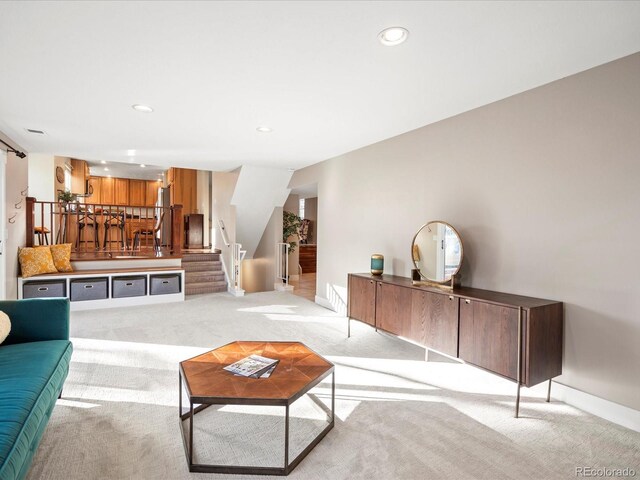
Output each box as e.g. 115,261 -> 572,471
290,52 -> 640,411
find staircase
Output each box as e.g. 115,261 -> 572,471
182,252 -> 227,295
299,244 -> 317,274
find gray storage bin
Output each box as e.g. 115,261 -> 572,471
23,279 -> 66,299
70,277 -> 108,302
112,276 -> 147,298
150,274 -> 181,295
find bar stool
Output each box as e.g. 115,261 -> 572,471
34,226 -> 51,245
76,212 -> 99,250
103,211 -> 126,250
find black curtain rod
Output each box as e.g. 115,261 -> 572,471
0,138 -> 26,158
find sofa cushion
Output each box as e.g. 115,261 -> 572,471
0,340 -> 72,480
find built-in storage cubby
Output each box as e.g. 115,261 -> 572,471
348,273 -> 563,416
23,279 -> 67,299
112,276 -> 147,298
70,278 -> 109,302
150,274 -> 181,295
18,267 -> 185,311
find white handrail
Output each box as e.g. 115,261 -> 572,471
275,242 -> 290,285
231,242 -> 246,292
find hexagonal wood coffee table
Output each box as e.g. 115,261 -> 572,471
179,341 -> 335,475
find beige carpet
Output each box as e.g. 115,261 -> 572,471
28,291 -> 640,480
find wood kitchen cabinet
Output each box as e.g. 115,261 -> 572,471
128,180 -> 146,205
347,273 -> 563,395
87,177 -> 102,204
167,167 -> 197,214
114,178 -> 129,205
145,180 -> 160,206
70,158 -> 89,195
99,177 -> 115,204
347,275 -> 376,326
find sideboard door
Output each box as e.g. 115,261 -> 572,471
375,282 -> 412,336
348,276 -> 376,326
459,299 -> 520,380
412,290 -> 459,357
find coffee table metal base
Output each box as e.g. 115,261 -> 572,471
178,371 -> 335,476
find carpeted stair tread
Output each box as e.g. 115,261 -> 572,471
185,272 -> 226,284
185,281 -> 227,295
182,253 -> 221,262
182,254 -> 226,295
182,261 -> 222,272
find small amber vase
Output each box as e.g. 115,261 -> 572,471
370,254 -> 384,276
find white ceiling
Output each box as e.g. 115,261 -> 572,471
85,159 -> 165,181
1,1 -> 639,172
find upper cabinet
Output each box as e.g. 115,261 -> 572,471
70,158 -> 89,195
145,180 -> 160,207
128,179 -> 146,206
87,177 -> 160,206
167,167 -> 197,214
114,178 -> 129,205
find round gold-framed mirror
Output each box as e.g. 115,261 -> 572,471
411,221 -> 464,285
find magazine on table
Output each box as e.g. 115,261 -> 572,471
223,354 -> 279,378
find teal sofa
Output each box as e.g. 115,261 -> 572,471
0,299 -> 72,480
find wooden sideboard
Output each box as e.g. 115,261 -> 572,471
347,273 -> 563,416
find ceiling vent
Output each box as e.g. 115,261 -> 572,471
25,128 -> 46,135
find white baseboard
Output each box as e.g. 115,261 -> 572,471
551,382 -> 640,433
228,288 -> 245,297
274,283 -> 294,292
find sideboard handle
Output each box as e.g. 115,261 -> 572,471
449,295 -> 454,301
465,299 -> 471,304
370,280 -> 374,284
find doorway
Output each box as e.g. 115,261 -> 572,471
290,196 -> 317,301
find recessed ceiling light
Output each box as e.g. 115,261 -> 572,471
378,26 -> 409,46
256,126 -> 272,133
132,104 -> 154,113
100,160 -> 107,164
140,164 -> 146,168
104,167 -> 109,171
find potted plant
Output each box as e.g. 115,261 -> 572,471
283,211 -> 302,254
57,190 -> 77,211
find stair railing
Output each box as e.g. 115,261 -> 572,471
275,242 -> 290,285
231,242 -> 246,293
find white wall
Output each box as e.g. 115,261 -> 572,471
1,132 -> 28,299
290,52 -> 640,412
212,171 -> 239,283
28,153 -> 55,201
231,165 -> 292,259
196,169 -> 211,247
242,207 -> 283,293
